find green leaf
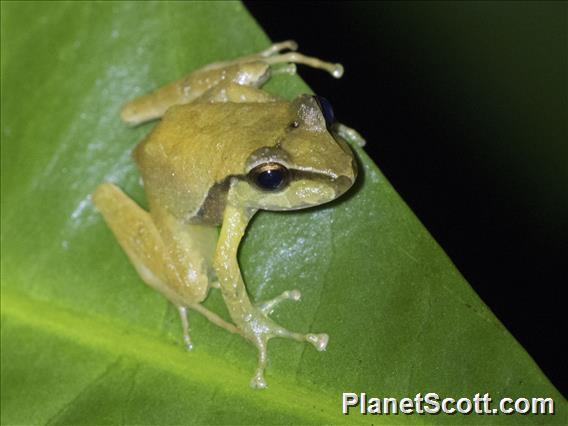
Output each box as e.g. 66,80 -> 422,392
1,1 -> 564,424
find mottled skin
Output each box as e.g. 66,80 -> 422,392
93,41 -> 364,388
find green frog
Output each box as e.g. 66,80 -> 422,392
93,40 -> 364,388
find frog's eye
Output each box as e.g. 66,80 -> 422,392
248,163 -> 290,191
314,95 -> 335,127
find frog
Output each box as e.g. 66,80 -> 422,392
93,40 -> 365,389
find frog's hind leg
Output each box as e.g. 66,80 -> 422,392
201,40 -> 299,72
93,183 -> 172,298
94,183 -> 243,348
244,41 -> 344,78
196,81 -> 279,104
188,303 -> 242,336
200,40 -> 342,80
179,303 -> 243,351
93,183 -> 199,347
258,40 -> 298,57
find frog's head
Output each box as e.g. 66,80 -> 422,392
234,95 -> 357,212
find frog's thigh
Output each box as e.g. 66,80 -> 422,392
93,183 -> 179,303
197,81 -> 278,103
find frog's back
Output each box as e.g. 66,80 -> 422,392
133,102 -> 291,225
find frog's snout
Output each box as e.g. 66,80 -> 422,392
334,175 -> 353,197
333,160 -> 357,197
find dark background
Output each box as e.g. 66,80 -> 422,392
245,1 -> 567,396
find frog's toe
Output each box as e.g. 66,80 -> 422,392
306,333 -> 329,351
250,372 -> 268,389
257,289 -> 302,315
288,289 -> 302,301
178,306 -> 195,351
183,337 -> 194,351
274,328 -> 330,352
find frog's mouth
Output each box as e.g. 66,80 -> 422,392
289,166 -> 357,198
333,174 -> 356,197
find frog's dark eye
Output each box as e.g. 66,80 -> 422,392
248,162 -> 289,191
314,95 -> 335,127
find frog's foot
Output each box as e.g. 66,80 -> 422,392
177,306 -> 194,351
249,329 -> 329,389
243,308 -> 329,389
257,289 -> 302,315
265,52 -> 343,78
247,40 -> 342,79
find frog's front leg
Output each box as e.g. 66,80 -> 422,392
333,123 -> 367,147
213,185 -> 328,389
